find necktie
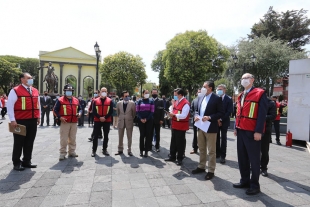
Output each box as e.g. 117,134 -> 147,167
27,87 -> 32,95
241,92 -> 247,107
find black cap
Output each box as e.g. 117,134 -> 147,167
63,84 -> 74,91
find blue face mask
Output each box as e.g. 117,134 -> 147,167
27,79 -> 33,86
94,94 -> 98,97
124,97 -> 129,101
65,91 -> 73,96
174,95 -> 178,101
216,90 -> 223,96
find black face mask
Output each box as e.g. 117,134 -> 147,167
44,93 -> 47,96
152,94 -> 158,99
162,97 -> 165,100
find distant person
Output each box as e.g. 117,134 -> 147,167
151,89 -> 164,152
162,94 -> 170,128
112,97 -> 119,128
77,95 -> 86,126
271,95 -> 285,145
40,91 -> 52,126
190,89 -> 201,154
1,94 -> 8,119
52,94 -> 60,126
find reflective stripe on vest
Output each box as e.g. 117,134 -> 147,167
277,108 -> 279,115
21,97 -> 26,110
248,102 -> 256,118
63,105 -> 67,115
177,111 -> 181,121
96,105 -> 110,114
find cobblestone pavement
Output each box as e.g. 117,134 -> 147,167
0,115 -> 310,207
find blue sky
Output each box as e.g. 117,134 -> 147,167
0,0 -> 309,84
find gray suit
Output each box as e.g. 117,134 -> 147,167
116,100 -> 136,152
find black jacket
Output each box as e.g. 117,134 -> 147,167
153,98 -> 165,124
266,98 -> 276,130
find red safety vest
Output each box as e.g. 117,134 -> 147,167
0,98 -> 5,107
93,97 -> 112,122
13,85 -> 40,120
236,88 -> 265,132
275,101 -> 281,121
171,98 -> 190,131
58,96 -> 79,123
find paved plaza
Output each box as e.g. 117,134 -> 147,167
0,115 -> 310,207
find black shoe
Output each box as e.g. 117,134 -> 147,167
91,152 -> 96,157
164,157 -> 175,162
261,170 -> 268,177
77,124 -> 81,126
233,182 -> 250,188
156,148 -> 160,152
144,151 -> 148,157
220,158 -> 226,164
216,155 -> 220,158
176,160 -> 182,166
53,124 -> 56,126
102,150 -> 109,156
47,124 -> 50,126
276,141 -> 282,145
40,125 -> 43,127
128,152 -> 133,156
192,167 -> 205,174
88,138 -> 93,142
190,150 -> 198,154
115,151 -> 123,155
270,139 -> 272,143
98,136 -> 103,139
205,172 -> 214,180
13,165 -> 25,171
140,151 -> 143,157
21,163 -> 37,168
246,188 -> 260,195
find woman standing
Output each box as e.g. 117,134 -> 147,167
136,89 -> 154,157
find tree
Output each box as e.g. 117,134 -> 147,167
249,7 -> 310,51
232,35 -> 306,96
0,58 -> 22,94
100,51 -> 147,97
162,30 -> 230,101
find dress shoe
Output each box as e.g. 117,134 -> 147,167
156,148 -> 160,152
115,151 -> 123,155
164,157 -> 176,162
140,151 -> 143,157
261,170 -> 268,177
128,152 -> 133,156
144,151 -> 148,157
205,172 -> 214,180
246,188 -> 260,195
40,124 -> 43,127
276,141 -> 282,145
68,152 -> 78,157
220,158 -> 226,164
59,154 -> 65,161
88,137 -> 93,141
176,160 -> 182,166
102,149 -> 110,156
270,139 -> 272,143
216,155 -> 220,158
47,124 -> 50,126
53,124 -> 56,126
98,135 -> 103,139
190,150 -> 197,154
21,163 -> 37,168
192,167 -> 205,174
233,182 -> 250,188
91,151 -> 96,157
13,165 -> 25,171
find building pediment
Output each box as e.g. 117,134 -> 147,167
39,47 -> 97,62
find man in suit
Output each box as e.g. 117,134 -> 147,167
40,91 -> 52,126
216,84 -> 233,164
233,73 -> 268,195
192,81 -> 223,180
190,88 -> 201,154
78,94 -> 86,126
162,94 -> 170,128
52,94 -> 60,126
151,89 -> 165,152
115,91 -> 136,156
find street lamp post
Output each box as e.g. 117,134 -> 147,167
94,42 -> 101,90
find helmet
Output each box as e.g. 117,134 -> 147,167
63,84 -> 74,91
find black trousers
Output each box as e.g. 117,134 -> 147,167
88,113 -> 94,125
92,122 -> 110,152
261,124 -> 272,171
163,118 -> 170,128
78,110 -> 85,126
1,107 -> 7,117
138,119 -> 153,152
192,124 -> 198,151
41,109 -> 50,125
152,123 -> 161,149
237,129 -> 261,189
216,125 -> 228,159
170,129 -> 186,161
12,118 -> 37,166
273,120 -> 280,141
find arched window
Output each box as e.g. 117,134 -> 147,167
83,76 -> 94,100
65,75 -> 77,96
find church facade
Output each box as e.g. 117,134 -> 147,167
38,47 -> 101,99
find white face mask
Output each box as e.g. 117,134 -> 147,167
241,79 -> 251,88
201,87 -> 207,95
101,92 -> 107,97
144,94 -> 149,99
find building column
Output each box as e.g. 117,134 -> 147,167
39,61 -> 44,94
78,65 -> 82,95
59,64 -> 64,93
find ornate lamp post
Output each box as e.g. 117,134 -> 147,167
94,42 -> 101,90
232,53 -> 257,73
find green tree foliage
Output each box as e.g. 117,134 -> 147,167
232,35 -> 306,96
101,52 -> 147,97
163,30 -> 230,101
249,7 -> 310,51
0,58 -> 22,94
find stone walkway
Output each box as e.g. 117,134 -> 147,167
0,115 -> 310,207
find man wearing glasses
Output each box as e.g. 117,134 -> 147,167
233,73 -> 268,195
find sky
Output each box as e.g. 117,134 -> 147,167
0,0 -> 309,84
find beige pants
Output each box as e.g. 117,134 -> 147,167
59,122 -> 77,155
197,130 -> 217,173
118,126 -> 133,152
113,116 -> 118,128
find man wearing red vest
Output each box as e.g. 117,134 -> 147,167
53,84 -> 82,161
7,73 -> 40,171
271,95 -> 283,145
91,87 -> 113,157
233,73 -> 268,195
164,88 -> 190,166
1,93 -> 8,119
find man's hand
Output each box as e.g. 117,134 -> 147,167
254,132 -> 262,141
10,121 -> 17,128
159,121 -> 163,125
76,113 -> 81,118
202,116 -> 211,122
194,116 -> 200,122
99,117 -> 106,122
60,117 -> 67,123
217,119 -> 222,127
168,113 -> 175,118
37,118 -> 40,125
234,129 -> 237,136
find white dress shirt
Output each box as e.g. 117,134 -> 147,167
175,97 -> 190,120
199,93 -> 212,117
7,84 -> 41,122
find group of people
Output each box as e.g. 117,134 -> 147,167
7,72 -> 285,196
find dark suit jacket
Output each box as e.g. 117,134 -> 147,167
40,95 -> 52,111
153,98 -> 165,124
195,93 -> 224,133
221,95 -> 233,128
191,96 -> 199,120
